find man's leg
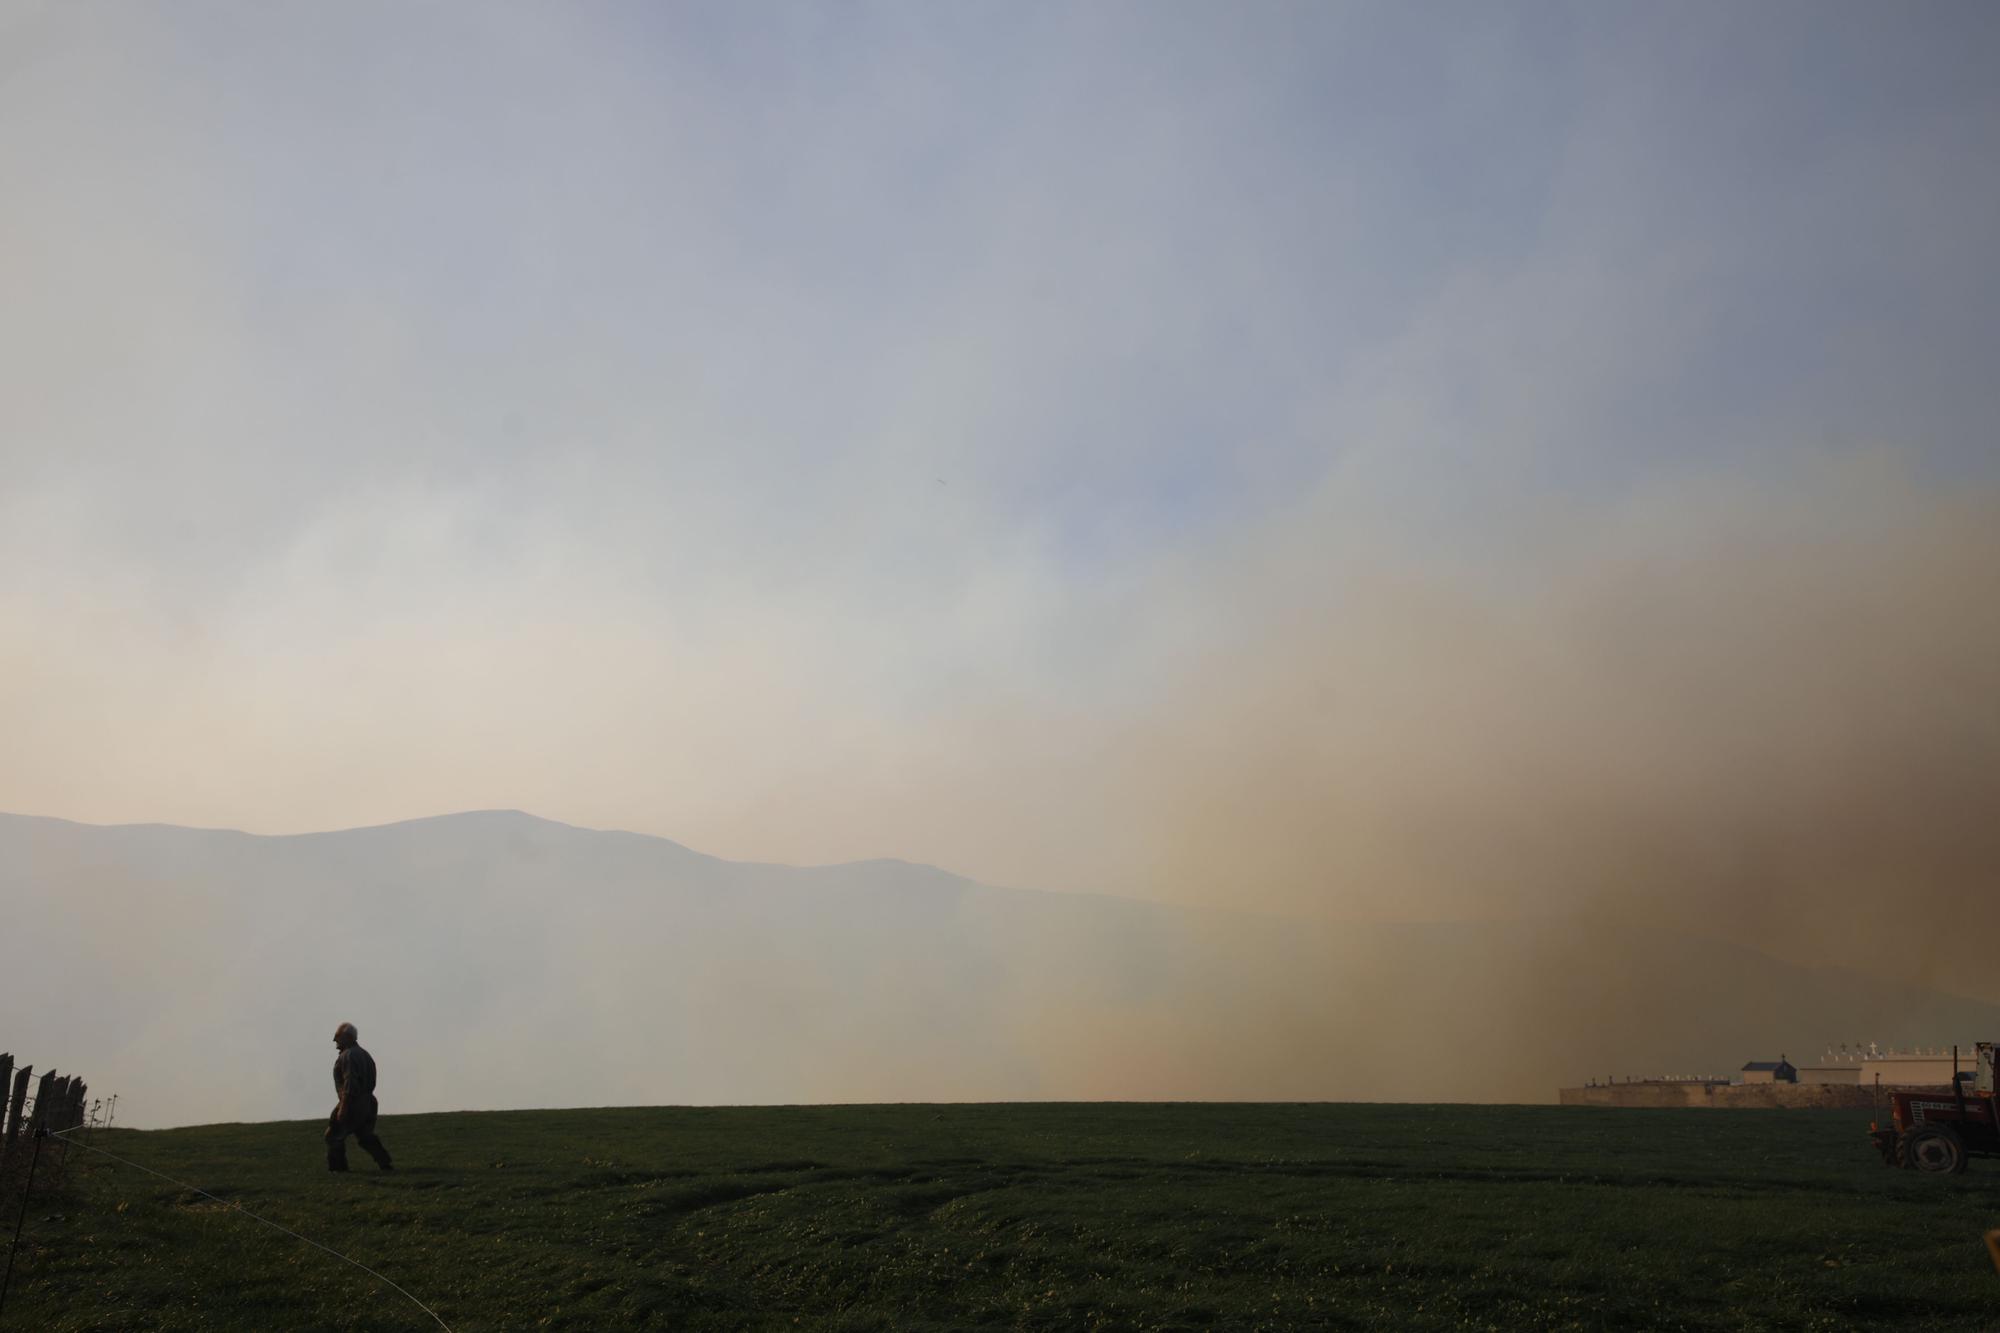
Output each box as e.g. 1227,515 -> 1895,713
352,1097 -> 393,1170
326,1114 -> 351,1172
355,1127 -> 393,1170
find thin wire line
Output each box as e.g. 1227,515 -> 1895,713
48,1126 -> 452,1331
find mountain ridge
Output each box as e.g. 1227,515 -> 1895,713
6,810 -> 1997,1126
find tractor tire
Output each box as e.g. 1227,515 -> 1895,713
1902,1124 -> 1968,1174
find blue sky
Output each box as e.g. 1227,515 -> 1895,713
2,3 -> 1996,943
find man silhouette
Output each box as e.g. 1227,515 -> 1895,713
325,1022 -> 393,1172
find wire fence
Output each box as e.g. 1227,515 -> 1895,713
45,1126 -> 453,1331
0,1048 -> 451,1330
0,1052 -> 97,1199
0,1048 -> 103,1319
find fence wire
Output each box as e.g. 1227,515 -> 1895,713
48,1126 -> 454,1331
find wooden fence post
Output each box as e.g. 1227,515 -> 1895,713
27,1072 -> 55,1137
2,1067 -> 27,1152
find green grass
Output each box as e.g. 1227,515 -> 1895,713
5,1104 -> 1997,1330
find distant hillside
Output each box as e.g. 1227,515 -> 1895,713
5,810 -> 1997,1125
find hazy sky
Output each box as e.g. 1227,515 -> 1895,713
5,4 -> 1998,961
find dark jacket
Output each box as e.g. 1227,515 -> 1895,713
334,1044 -> 378,1104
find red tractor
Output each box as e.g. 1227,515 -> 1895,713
1870,1042 -> 1999,1173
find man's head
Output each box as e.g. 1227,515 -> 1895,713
333,1022 -> 358,1050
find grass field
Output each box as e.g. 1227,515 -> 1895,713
5,1103 -> 1997,1330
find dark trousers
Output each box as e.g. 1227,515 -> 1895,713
325,1095 -> 392,1171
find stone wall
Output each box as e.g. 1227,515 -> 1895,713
1558,1082 -> 1883,1110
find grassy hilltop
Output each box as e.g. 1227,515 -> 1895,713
7,1104 -> 1998,1330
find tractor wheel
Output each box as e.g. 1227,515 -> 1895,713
1902,1124 -> 1967,1174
